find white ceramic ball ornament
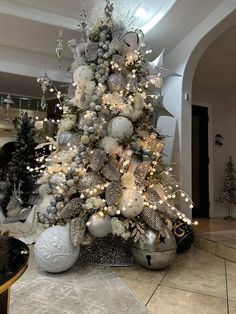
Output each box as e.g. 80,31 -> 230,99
87,213 -> 111,237
118,189 -> 144,218
73,65 -> 94,83
34,225 -> 80,273
107,116 -> 133,140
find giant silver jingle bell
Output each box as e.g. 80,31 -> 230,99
131,225 -> 176,270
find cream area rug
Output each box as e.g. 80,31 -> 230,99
10,254 -> 149,314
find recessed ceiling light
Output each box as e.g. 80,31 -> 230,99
135,6 -> 148,18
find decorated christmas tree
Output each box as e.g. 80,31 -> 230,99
34,1 -> 196,271
217,156 -> 236,219
7,112 -> 36,205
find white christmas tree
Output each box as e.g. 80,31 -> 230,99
35,1 -> 196,252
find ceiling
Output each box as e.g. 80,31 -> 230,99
193,22 -> 236,91
0,0 -> 226,97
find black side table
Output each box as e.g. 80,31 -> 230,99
0,236 -> 29,314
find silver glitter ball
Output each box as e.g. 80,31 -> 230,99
49,174 -> 64,190
38,183 -> 51,197
107,73 -> 126,92
131,226 -> 176,270
58,131 -> 80,151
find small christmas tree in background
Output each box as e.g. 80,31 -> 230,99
7,112 -> 37,205
217,156 -> 236,219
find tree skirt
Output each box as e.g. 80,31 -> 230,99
10,253 -> 148,314
79,235 -> 136,266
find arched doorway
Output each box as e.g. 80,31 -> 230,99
159,2 -> 236,218
192,23 -> 236,218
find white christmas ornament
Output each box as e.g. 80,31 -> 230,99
34,225 -> 80,273
118,189 -> 144,218
35,120 -> 44,130
107,116 -> 133,140
73,65 -> 94,83
87,213 -> 111,237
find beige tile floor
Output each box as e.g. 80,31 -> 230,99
194,218 -> 236,263
9,218 -> 236,314
10,246 -> 235,313
114,247 -> 235,314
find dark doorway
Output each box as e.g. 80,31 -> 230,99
192,105 -> 209,218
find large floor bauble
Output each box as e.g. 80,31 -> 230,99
131,226 -> 176,270
34,225 -> 80,273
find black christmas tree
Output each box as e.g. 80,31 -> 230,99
7,112 -> 36,204
217,156 -> 236,219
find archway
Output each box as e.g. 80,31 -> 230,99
158,1 -> 236,217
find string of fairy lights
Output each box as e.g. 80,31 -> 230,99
30,43 -> 199,227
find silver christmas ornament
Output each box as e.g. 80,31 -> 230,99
107,73 -> 126,92
104,0 -> 114,23
38,183 -> 51,197
90,148 -> 108,172
107,116 -> 133,140
149,49 -> 181,79
70,217 -> 86,247
87,213 -> 111,238
141,207 -> 163,231
105,181 -> 122,206
3,94 -> 14,121
58,131 -> 80,150
77,9 -> 87,42
112,54 -> 126,72
133,156 -> 152,188
36,72 -> 52,110
57,197 -> 83,219
85,43 -> 99,61
56,29 -> 64,69
49,174 -> 64,190
131,225 -> 176,270
101,160 -> 120,182
145,188 -> 177,219
153,93 -> 174,125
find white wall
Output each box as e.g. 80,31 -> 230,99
156,0 -> 236,217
